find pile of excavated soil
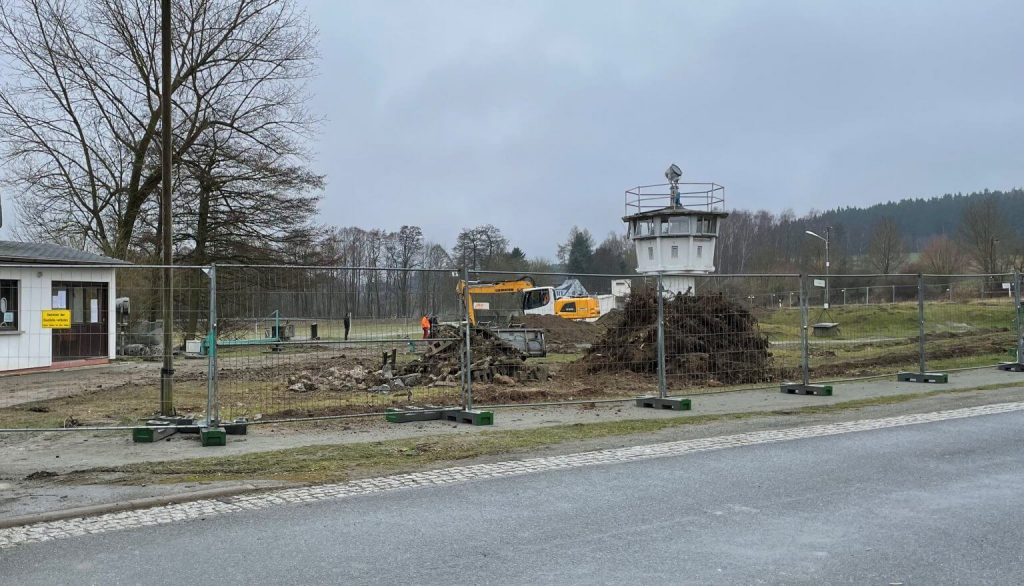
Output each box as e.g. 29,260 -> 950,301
400,324 -> 546,385
579,287 -> 774,385
520,314 -> 601,352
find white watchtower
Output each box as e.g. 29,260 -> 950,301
623,165 -> 728,294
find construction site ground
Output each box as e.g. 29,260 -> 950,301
1,299 -> 1014,429
3,367 -> 1024,524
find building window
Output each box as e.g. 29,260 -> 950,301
670,218 -> 690,234
661,220 -> 670,235
697,245 -> 703,258
0,280 -> 18,331
697,217 -> 717,235
648,246 -> 654,260
671,245 -> 679,258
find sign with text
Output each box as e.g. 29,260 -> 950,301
813,279 -> 826,288
41,309 -> 71,329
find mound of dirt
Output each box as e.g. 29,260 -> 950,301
520,314 -> 601,352
401,324 -> 547,385
579,286 -> 773,385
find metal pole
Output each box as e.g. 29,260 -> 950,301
1015,271 -> 1023,364
918,274 -> 926,374
206,265 -> 218,426
824,228 -> 830,309
656,273 -> 667,398
462,266 -> 472,411
800,274 -> 810,386
864,286 -> 869,305
892,284 -> 896,305
159,0 -> 175,416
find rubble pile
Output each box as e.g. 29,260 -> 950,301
580,287 -> 773,385
401,324 -> 549,385
286,364 -> 373,393
286,324 -> 551,394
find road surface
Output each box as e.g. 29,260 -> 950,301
3,406 -> 1023,584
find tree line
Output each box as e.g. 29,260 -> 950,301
717,193 -> 1023,276
0,0 -> 1017,324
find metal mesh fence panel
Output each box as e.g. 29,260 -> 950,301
0,265 -> 210,430
466,270 -> 658,404
671,274 -> 803,393
214,266 -> 464,423
804,274 -> 922,381
922,274 -> 1017,371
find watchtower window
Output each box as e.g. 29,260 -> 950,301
669,218 -> 690,234
671,245 -> 679,258
696,217 -> 717,235
648,246 -> 654,260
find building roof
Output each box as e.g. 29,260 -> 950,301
0,241 -> 130,265
623,207 -> 730,221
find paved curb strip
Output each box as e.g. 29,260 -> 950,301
3,401 -> 1022,549
0,484 -> 263,530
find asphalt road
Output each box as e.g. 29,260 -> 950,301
4,409 -> 1024,585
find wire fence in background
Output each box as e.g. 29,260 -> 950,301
0,265 -> 210,430
213,266 -> 465,423
2,265 -> 1023,432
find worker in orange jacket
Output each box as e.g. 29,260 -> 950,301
421,314 -> 431,339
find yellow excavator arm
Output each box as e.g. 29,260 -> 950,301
457,277 -> 535,324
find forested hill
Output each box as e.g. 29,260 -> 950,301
811,188 -> 1024,254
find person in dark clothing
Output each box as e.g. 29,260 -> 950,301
343,311 -> 352,340
429,315 -> 439,338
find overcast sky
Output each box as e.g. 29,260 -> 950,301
301,0 -> 1024,259
3,1 -> 1021,257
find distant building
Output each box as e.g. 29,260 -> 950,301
0,242 -> 127,372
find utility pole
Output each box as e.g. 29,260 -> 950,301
159,0 -> 175,416
805,227 -> 831,308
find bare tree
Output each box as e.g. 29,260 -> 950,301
388,225 -> 423,316
866,218 -> 908,274
918,235 -> 967,274
0,0 -> 320,260
452,224 -> 509,270
958,198 -> 1011,274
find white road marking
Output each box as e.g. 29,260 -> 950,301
2,401 -> 1022,550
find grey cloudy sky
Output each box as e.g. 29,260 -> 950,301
304,0 -> 1024,259
3,1 -> 1018,256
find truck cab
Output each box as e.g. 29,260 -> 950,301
522,286 -> 600,320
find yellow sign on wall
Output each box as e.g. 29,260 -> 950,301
41,310 -> 71,329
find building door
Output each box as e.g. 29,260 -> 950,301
51,281 -> 109,361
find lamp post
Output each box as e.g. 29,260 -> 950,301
805,227 -> 830,309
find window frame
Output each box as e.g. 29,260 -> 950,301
0,279 -> 19,332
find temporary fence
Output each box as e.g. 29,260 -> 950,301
1,264 -> 1023,432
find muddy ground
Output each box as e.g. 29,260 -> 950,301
0,315 -> 1014,428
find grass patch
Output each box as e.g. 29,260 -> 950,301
78,381 -> 1024,486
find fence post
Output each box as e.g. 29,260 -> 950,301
800,274 -> 810,386
780,274 -> 831,394
635,274 -> 690,410
1015,271 -> 1023,365
206,264 -> 218,427
656,273 -> 667,399
897,274 -> 948,383
196,264 -> 227,446
918,274 -> 926,374
462,266 -> 472,412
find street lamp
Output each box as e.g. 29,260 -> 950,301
805,227 -> 831,309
